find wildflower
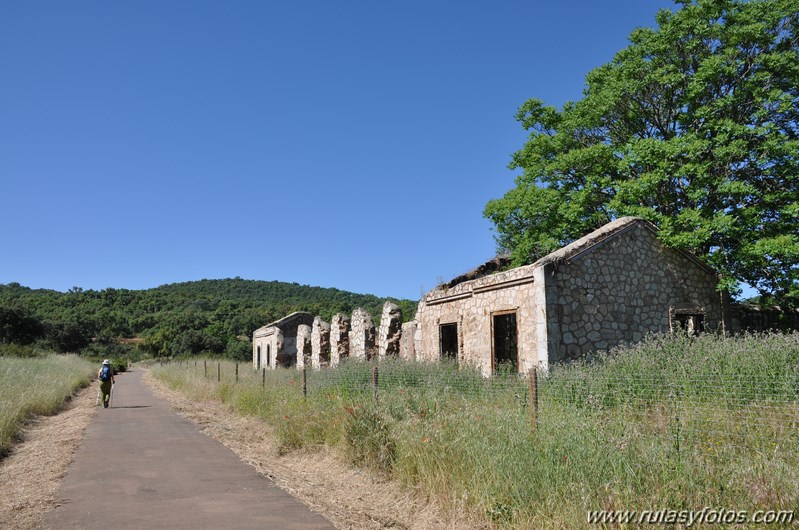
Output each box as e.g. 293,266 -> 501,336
423,437 -> 429,443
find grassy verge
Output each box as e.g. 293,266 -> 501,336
153,333 -> 799,528
0,354 -> 97,456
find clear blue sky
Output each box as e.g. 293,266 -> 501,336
2,0 -> 694,300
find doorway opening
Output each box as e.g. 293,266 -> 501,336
492,312 -> 518,372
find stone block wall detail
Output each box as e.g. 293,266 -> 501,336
330,313 -> 351,368
311,317 -> 331,370
377,301 -> 403,357
550,222 -> 723,360
416,271 -> 539,376
349,308 -> 376,360
399,321 -> 417,361
295,324 -> 312,369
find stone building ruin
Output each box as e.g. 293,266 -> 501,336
414,217 -> 728,375
252,312 -> 314,369
253,217 -> 796,377
349,308 -> 376,360
295,324 -> 312,369
377,301 -> 403,357
329,313 -> 351,367
311,317 -> 331,369
399,321 -> 417,361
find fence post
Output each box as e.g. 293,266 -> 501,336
528,367 -> 539,431
302,366 -> 307,399
372,363 -> 379,403
262,367 -> 265,388
235,362 -> 239,382
204,360 -> 207,378
217,362 -> 220,383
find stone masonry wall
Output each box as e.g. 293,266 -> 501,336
311,317 -> 331,369
399,321 -> 417,361
295,324 -> 312,369
416,264 -> 540,376
329,313 -> 351,368
377,301 -> 403,357
550,222 -> 723,360
349,308 -> 376,360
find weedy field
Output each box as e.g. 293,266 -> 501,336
0,354 -> 96,456
153,332 -> 799,528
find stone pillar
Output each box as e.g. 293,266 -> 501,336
330,313 -> 351,368
296,324 -> 312,369
399,320 -> 417,361
311,317 -> 331,370
274,329 -> 290,367
349,308 -> 375,360
378,301 -> 403,357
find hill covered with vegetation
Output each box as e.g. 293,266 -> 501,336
0,278 -> 417,359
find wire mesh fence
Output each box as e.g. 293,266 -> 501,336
154,333 -> 799,526
167,332 -> 799,456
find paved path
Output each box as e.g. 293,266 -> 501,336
42,369 -> 335,530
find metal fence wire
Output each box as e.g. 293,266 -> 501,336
173,337 -> 799,456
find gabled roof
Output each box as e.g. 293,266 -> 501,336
423,217 -> 717,305
253,311 -> 314,337
533,216 -> 648,267
533,216 -> 716,274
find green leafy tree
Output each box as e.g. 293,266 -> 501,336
484,0 -> 799,306
0,305 -> 45,344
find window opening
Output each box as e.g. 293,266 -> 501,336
439,323 -> 458,359
492,312 -> 518,372
673,313 -> 705,335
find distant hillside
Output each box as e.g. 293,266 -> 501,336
0,279 -> 417,358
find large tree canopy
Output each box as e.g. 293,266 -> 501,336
484,0 -> 799,306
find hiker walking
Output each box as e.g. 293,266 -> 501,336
97,359 -> 115,408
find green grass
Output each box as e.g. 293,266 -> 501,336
0,354 -> 97,456
153,333 -> 799,528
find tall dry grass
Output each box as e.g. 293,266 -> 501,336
153,333 -> 799,528
0,354 -> 96,456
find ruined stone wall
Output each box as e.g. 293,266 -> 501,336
416,265 -> 540,376
330,313 -> 350,368
253,327 -> 284,369
311,317 -> 331,369
550,222 -> 723,360
399,321 -> 417,361
252,332 -> 268,369
377,302 -> 402,357
349,308 -> 376,360
295,324 -> 312,369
